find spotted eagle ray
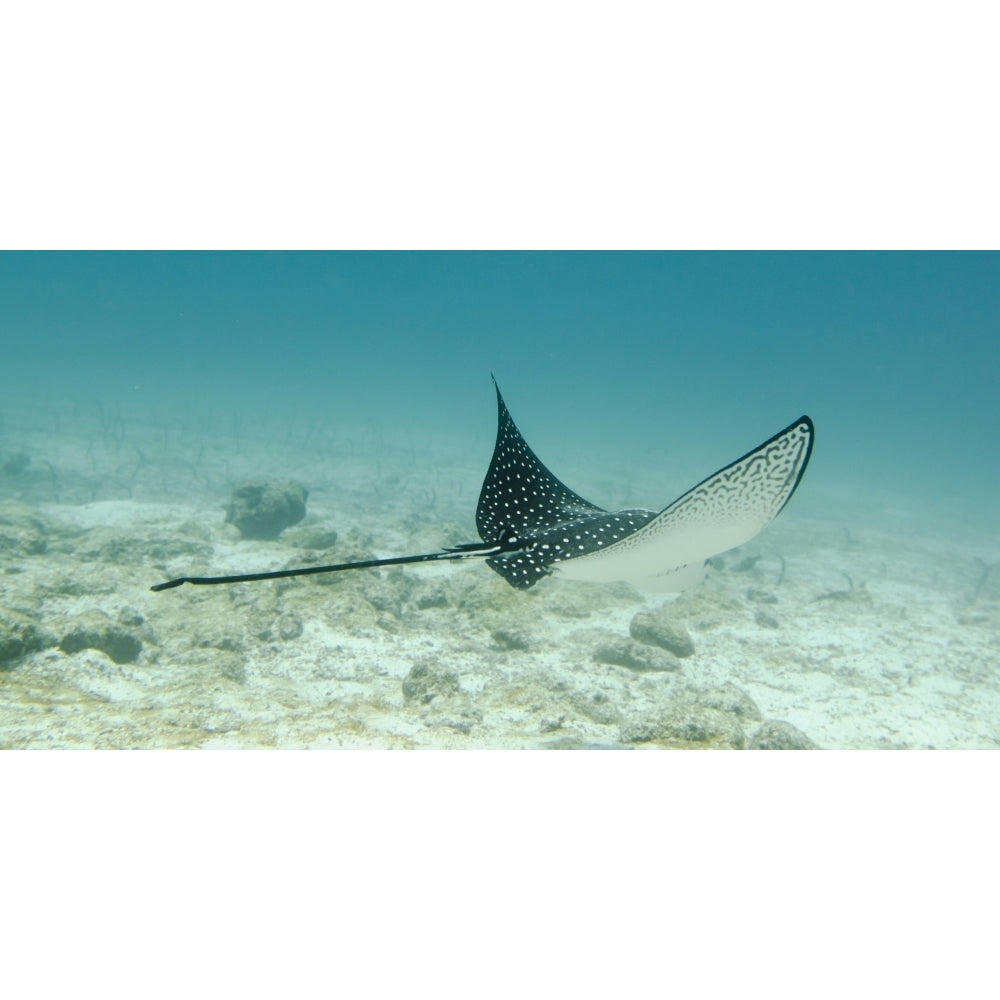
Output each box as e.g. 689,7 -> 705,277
151,379 -> 814,594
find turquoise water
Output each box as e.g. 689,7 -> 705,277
1,251 -> 998,749
2,250 -> 996,511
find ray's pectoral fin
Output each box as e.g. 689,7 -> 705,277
552,416 -> 814,589
473,379 -> 616,588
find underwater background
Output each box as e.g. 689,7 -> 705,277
3,251 -> 997,510
1,250 -> 998,748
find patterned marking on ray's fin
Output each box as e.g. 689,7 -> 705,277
552,414 -> 814,589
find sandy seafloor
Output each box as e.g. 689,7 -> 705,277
1,396 -> 998,750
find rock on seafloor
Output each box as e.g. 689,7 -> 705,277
1,611 -> 57,669
617,683 -> 776,749
746,720 -> 819,749
402,659 -> 461,704
225,480 -> 308,540
57,610 -> 144,664
620,704 -> 747,748
593,636 -> 681,672
629,605 -> 696,657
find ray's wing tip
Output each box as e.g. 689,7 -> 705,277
786,414 -> 815,449
783,414 -> 815,509
491,374 -> 507,409
795,414 -> 815,453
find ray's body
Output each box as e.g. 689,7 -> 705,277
152,380 -> 813,594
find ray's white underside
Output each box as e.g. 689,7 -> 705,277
554,418 -> 813,592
